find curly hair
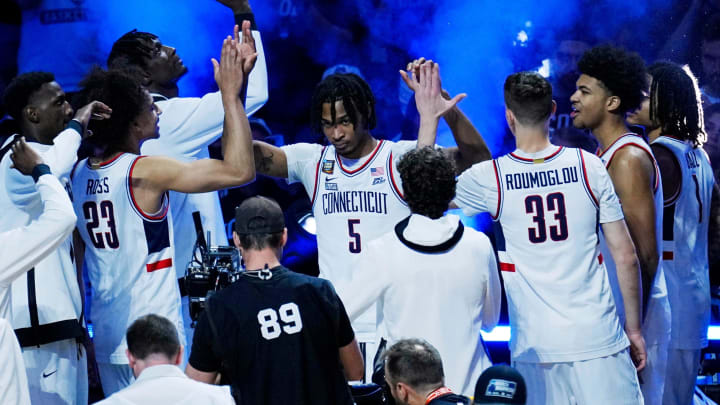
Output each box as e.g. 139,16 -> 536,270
310,73 -> 376,135
2,71 -> 55,121
648,62 -> 706,147
578,45 -> 647,113
397,146 -> 456,219
504,71 -> 554,126
78,67 -> 148,154
107,30 -> 159,71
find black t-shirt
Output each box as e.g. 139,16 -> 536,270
428,393 -> 471,405
189,266 -> 355,405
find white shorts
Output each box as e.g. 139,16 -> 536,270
514,349 -> 643,405
640,341 -> 669,404
97,362 -> 134,396
22,338 -> 88,405
0,319 -> 30,405
663,348 -> 701,405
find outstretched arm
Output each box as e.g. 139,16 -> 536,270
218,0 -> 269,113
401,58 -> 490,173
133,36 -> 255,213
252,140 -> 288,178
401,60 -> 465,148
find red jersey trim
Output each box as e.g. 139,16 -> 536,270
579,150 -> 599,207
604,143 -> 661,193
336,140 -> 384,174
598,133 -> 638,159
146,258 -> 173,272
92,152 -> 125,168
509,146 -> 563,162
499,262 -> 516,272
389,151 -> 405,200
128,156 -> 169,221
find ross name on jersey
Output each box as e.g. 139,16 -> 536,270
505,167 -> 578,190
322,190 -> 388,215
86,177 -> 110,195
686,151 -> 700,169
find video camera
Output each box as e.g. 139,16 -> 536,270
184,212 -> 242,325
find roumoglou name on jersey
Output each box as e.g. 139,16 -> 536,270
505,167 -> 579,190
322,191 -> 389,215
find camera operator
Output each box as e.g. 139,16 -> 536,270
185,196 -> 364,404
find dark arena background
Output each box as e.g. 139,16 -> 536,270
3,0 -> 720,402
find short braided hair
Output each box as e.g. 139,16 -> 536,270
310,73 -> 376,134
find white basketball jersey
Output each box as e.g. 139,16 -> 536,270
71,154 -> 184,364
284,140 -> 412,332
598,134 -> 671,345
652,136 -> 713,349
490,146 -> 627,362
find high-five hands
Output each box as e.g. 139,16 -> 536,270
213,33 -> 250,95
233,21 -> 258,76
400,58 -> 466,120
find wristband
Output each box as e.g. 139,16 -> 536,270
31,164 -> 51,182
67,119 -> 83,135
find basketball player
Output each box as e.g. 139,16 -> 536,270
343,146 -> 500,397
251,63 -> 488,358
107,13 -> 267,347
571,45 -> 670,403
444,71 -> 645,404
626,61 -> 720,404
72,35 -> 256,395
0,72 -> 110,405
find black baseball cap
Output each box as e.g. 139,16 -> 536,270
474,365 -> 526,404
234,196 -> 285,235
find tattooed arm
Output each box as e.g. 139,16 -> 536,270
252,140 -> 288,178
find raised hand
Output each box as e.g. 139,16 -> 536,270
9,137 -> 45,176
72,101 -> 112,139
213,36 -> 245,96
404,61 -> 466,120
233,21 -> 258,75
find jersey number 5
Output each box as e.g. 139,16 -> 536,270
525,193 -> 568,243
348,219 -> 361,253
257,303 -> 303,340
82,200 -> 119,249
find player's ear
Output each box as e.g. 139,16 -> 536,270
232,231 -> 241,249
606,95 -> 621,113
281,228 -> 288,247
505,107 -> 516,133
126,349 -> 136,367
174,346 -> 184,366
24,106 -> 40,124
551,99 -> 557,116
